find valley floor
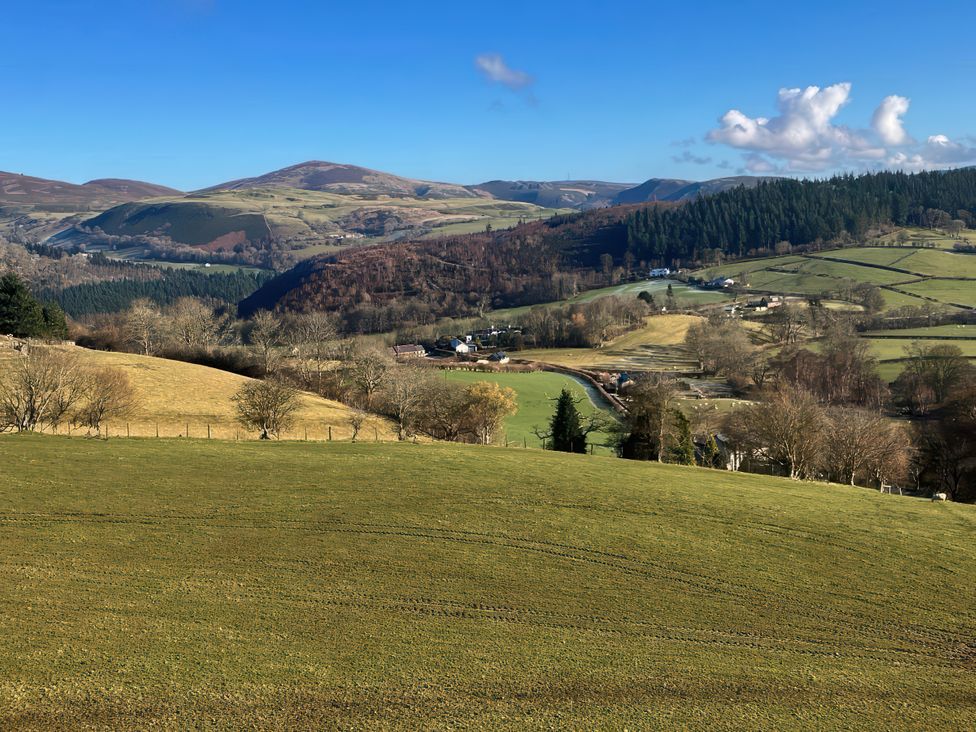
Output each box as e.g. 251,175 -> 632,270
0,435 -> 973,730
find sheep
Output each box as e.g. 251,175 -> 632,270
931,492 -> 948,502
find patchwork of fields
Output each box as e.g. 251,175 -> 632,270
0,436 -> 972,729
696,246 -> 976,312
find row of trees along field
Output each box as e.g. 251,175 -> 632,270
0,347 -> 137,434
673,309 -> 976,500
626,168 -> 976,264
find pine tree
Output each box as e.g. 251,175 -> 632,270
41,302 -> 69,339
0,273 -> 45,337
548,388 -> 587,453
667,409 -> 696,465
700,434 -> 720,468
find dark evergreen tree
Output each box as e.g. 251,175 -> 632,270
700,434 -> 720,468
667,410 -> 695,465
0,273 -> 45,337
547,388 -> 587,453
40,302 -> 69,339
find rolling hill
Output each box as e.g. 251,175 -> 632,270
0,171 -> 179,209
470,179 -> 633,209
203,160 -> 481,200
0,171 -> 182,241
0,435 -> 972,729
0,337 -> 392,441
47,163 -> 773,264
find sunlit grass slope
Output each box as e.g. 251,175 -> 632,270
0,435 -> 972,730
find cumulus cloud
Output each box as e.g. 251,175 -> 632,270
872,95 -> 912,146
475,54 -> 533,90
707,82 -> 976,173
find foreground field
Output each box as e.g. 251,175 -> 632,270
0,436 -> 972,730
0,341 -> 393,441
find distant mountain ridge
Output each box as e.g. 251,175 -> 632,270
7,160 -> 776,261
200,161 -> 481,200
0,171 -> 180,208
469,180 -> 633,209
611,176 -> 776,205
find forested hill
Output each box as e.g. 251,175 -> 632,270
238,205 -> 653,319
240,169 -> 976,325
626,168 -> 976,264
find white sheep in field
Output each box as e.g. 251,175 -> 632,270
931,492 -> 948,502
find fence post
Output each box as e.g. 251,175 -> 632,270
304,425 -> 308,441
374,427 -> 379,442
186,422 -> 189,438
208,424 -> 211,440
155,422 -> 159,438
523,437 -> 527,449
328,425 -> 332,441
126,423 -> 130,438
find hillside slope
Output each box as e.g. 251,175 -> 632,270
203,160 -> 480,200
612,175 -> 774,204
0,339 -> 392,440
0,436 -> 972,729
470,179 -> 632,209
0,171 -> 179,208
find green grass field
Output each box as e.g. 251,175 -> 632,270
440,370 -> 616,451
695,246 -> 976,311
0,435 -> 973,729
489,279 -> 730,322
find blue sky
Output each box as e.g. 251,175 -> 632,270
3,0 -> 975,190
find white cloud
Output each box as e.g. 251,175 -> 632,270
707,83 -> 976,173
872,95 -> 912,146
475,54 -> 533,90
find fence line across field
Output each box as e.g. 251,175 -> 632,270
43,420 -> 541,447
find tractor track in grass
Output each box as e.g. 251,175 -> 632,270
0,574 -> 968,670
2,511 -> 971,652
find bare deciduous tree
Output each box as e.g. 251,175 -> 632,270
124,299 -> 163,356
378,366 -> 428,440
167,298 -> 221,352
0,347 -> 85,433
724,384 -> 827,480
75,367 -> 138,434
232,378 -> 301,439
247,311 -> 285,375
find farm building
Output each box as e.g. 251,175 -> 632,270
391,344 -> 426,360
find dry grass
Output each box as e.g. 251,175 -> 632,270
0,340 -> 394,441
516,314 -> 704,370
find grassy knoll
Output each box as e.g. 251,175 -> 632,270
0,341 -> 392,441
440,369 -> 616,451
0,435 -> 972,729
